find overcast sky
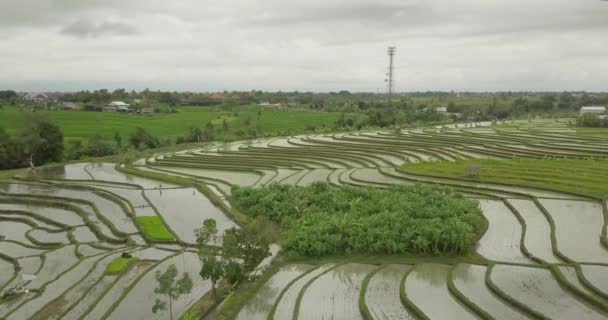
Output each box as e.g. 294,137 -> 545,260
0,0 -> 607,92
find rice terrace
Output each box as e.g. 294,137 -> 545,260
1,118 -> 608,319
2,1 -> 608,319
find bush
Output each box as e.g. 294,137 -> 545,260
577,113 -> 607,128
231,183 -> 483,257
129,127 -> 160,149
85,134 -> 115,157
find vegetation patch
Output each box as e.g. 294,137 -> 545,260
231,183 -> 483,257
400,158 -> 608,198
105,256 -> 140,275
135,216 -> 175,241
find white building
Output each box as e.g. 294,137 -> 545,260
24,92 -> 50,102
435,106 -> 448,114
580,106 -> 606,115
108,101 -> 130,112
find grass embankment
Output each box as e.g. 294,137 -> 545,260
135,216 -> 175,241
400,158 -> 608,198
0,106 -> 344,143
232,183 -> 484,257
105,256 -> 139,275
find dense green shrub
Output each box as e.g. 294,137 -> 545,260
231,183 -> 483,257
129,127 -> 160,149
0,115 -> 64,169
577,113 -> 607,128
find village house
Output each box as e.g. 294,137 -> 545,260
62,102 -> 81,110
209,93 -> 225,101
580,106 -> 606,115
259,102 -> 285,109
106,101 -> 130,112
140,107 -> 154,116
23,92 -> 51,103
434,106 -> 448,115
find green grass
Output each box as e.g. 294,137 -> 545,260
400,158 -> 608,198
135,216 -> 175,241
104,256 -> 139,275
0,106 -> 344,143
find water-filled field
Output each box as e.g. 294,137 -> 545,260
0,163 -> 227,319
2,120 -> 608,319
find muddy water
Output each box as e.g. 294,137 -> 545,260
476,199 -> 531,263
83,260 -> 156,320
491,264 -> 607,320
0,258 -> 15,288
273,264 -> 336,320
404,264 -> 479,320
452,264 -> 529,320
0,241 -> 45,258
580,264 -> 608,296
41,250 -> 126,320
507,199 -> 561,263
8,253 -> 104,320
0,203 -> 84,226
1,183 -> 137,234
297,263 -> 376,320
539,199 -> 608,263
237,264 -> 313,320
349,168 -> 412,186
29,229 -> 69,245
27,246 -> 79,289
76,244 -> 108,257
35,163 -> 92,180
0,221 -> 35,245
365,264 -> 415,320
145,187 -> 238,244
61,275 -> 117,320
107,252 -> 209,320
86,163 -> 179,189
17,256 -> 41,274
132,247 -> 173,261
156,166 -> 261,186
73,226 -> 98,243
556,266 -> 597,296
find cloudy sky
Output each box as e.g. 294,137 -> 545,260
0,0 -> 607,92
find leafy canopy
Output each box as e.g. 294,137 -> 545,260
232,183 -> 483,257
152,264 -> 193,320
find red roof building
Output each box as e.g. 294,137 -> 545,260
209,93 -> 225,100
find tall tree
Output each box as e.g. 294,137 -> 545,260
113,132 -> 122,147
195,219 -> 223,297
222,119 -> 229,134
152,264 -> 193,320
204,122 -> 214,141
17,114 -> 63,167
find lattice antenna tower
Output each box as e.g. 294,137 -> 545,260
386,46 -> 396,104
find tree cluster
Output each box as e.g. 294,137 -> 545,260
577,113 -> 608,128
195,219 -> 270,297
232,183 -> 483,257
0,114 -> 63,170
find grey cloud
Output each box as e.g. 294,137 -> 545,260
0,0 -> 607,92
60,20 -> 138,38
245,3 -> 432,27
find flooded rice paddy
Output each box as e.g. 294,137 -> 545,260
2,121 -> 608,319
